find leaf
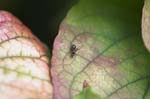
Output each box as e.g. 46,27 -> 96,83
73,87 -> 102,99
51,0 -> 150,99
73,81 -> 103,99
0,11 -> 52,98
142,0 -> 150,52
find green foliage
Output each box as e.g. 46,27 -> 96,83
73,87 -> 103,99
52,0 -> 150,98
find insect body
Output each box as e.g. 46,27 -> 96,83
70,44 -> 78,58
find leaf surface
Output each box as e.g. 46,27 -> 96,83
51,0 -> 150,99
73,82 -> 103,99
0,11 -> 52,99
142,0 -> 150,52
74,87 -> 103,99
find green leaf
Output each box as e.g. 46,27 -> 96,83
51,0 -> 150,99
73,87 -> 103,99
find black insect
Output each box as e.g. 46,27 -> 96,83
70,44 -> 78,58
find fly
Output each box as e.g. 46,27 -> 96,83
70,44 -> 78,58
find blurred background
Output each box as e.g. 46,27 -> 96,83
0,0 -> 78,50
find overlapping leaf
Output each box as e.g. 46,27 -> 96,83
51,0 -> 150,99
142,0 -> 150,52
0,11 -> 52,99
